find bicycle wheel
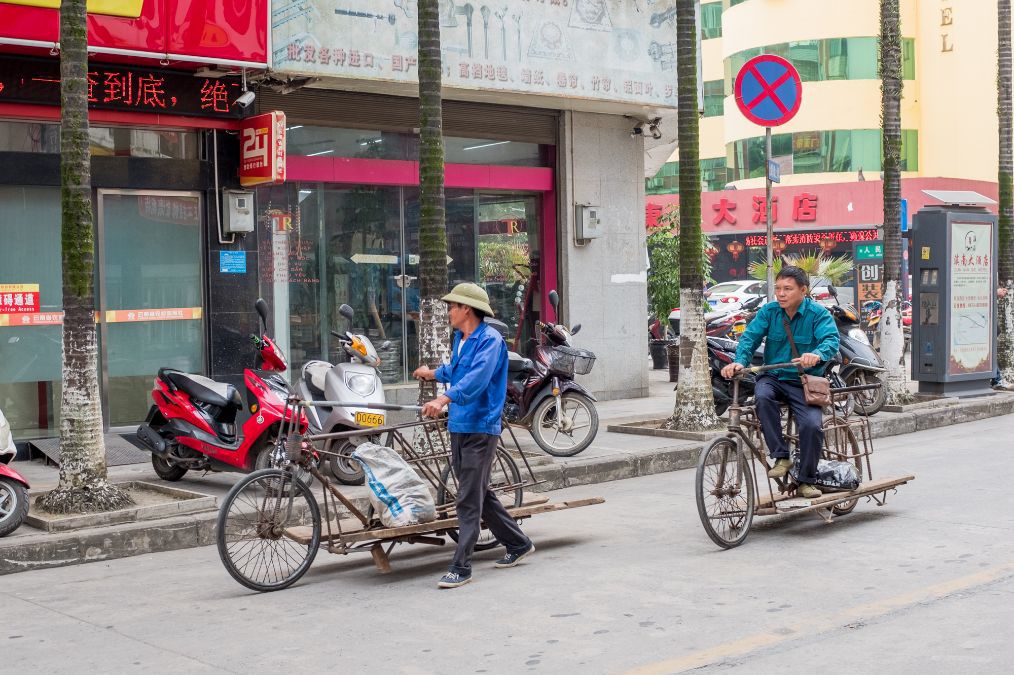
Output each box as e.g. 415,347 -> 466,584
436,447 -> 523,551
822,421 -> 863,516
696,437 -> 755,549
217,469 -> 320,592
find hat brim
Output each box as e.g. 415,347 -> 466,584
441,292 -> 494,318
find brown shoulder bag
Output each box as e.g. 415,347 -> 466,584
781,315 -> 832,408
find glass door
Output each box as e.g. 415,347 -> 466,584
97,190 -> 204,427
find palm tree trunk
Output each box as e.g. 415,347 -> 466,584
997,0 -> 1014,385
416,0 -> 451,375
878,0 -> 912,404
665,0 -> 720,430
37,0 -> 131,514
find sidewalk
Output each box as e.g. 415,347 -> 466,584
3,364 -> 1013,575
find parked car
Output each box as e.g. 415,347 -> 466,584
704,280 -> 768,310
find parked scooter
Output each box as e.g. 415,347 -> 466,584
295,303 -> 388,485
493,290 -> 599,457
0,411 -> 29,537
136,299 -> 315,485
826,285 -> 888,415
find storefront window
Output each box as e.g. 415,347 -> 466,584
0,186 -> 63,439
0,121 -> 60,153
725,37 -> 916,94
646,158 -> 729,195
257,184 -> 544,384
0,121 -> 197,158
727,129 -> 919,180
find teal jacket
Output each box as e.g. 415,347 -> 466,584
734,297 -> 840,381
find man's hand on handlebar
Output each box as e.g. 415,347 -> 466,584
420,394 -> 450,419
721,362 -> 744,379
412,365 -> 436,381
793,352 -> 822,369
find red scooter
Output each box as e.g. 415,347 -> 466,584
136,299 -> 315,484
0,451 -> 29,537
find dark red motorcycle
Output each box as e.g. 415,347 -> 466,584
136,299 -> 315,485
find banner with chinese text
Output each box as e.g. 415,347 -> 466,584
948,221 -> 993,375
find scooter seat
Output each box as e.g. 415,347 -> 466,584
302,360 -> 331,397
159,369 -> 241,409
507,351 -> 533,374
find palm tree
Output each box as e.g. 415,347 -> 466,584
36,0 -> 131,514
416,0 -> 451,378
877,0 -> 912,404
665,0 -> 720,430
748,253 -> 853,286
997,0 -> 1014,385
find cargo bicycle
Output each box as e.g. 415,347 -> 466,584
696,362 -> 914,548
215,398 -> 604,592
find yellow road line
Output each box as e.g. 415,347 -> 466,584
623,561 -> 1014,675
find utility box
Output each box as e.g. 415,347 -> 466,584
909,191 -> 998,396
575,204 -> 603,240
223,190 -> 255,234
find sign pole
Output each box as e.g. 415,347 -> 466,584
765,126 -> 774,300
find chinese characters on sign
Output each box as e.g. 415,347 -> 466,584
710,192 -> 818,226
138,196 -> 201,225
240,112 -> 287,187
744,230 -> 879,247
0,56 -> 242,118
948,221 -> 993,375
0,284 -> 40,313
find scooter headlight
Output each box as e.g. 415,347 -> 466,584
345,373 -> 377,397
848,328 -> 871,345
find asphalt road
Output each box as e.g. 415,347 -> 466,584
2,417 -> 1012,674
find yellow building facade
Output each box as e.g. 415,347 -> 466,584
648,0 -> 1007,195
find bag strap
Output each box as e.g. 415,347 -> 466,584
780,314 -> 806,374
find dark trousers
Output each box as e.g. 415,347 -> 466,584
754,375 -> 823,484
449,432 -> 530,575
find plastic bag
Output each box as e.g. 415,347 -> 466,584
791,458 -> 862,492
351,442 -> 437,528
0,407 -> 16,461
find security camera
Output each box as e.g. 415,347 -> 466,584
236,90 -> 256,108
630,125 -> 645,138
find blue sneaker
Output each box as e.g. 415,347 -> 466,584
494,543 -> 535,568
437,571 -> 472,588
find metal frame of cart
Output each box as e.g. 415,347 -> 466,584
216,399 -> 604,592
695,362 -> 914,549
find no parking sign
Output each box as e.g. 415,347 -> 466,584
734,54 -> 802,127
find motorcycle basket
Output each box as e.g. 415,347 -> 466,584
547,345 -> 596,377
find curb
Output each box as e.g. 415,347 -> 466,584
3,394 -> 1012,576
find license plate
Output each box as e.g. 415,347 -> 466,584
733,323 -> 746,334
355,412 -> 385,427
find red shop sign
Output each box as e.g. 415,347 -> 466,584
0,283 -> 40,313
0,0 -> 268,66
240,112 -> 287,187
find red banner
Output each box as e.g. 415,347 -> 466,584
0,284 -> 40,313
240,111 -> 286,187
0,0 -> 268,66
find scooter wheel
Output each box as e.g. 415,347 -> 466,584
151,454 -> 188,482
0,477 -> 29,538
327,440 -> 365,486
530,392 -> 599,457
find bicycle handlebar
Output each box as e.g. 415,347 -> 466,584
732,361 -> 813,377
300,400 -> 423,412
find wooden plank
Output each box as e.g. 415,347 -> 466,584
767,475 -> 914,514
284,496 -> 605,546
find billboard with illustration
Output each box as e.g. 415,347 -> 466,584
948,221 -> 993,375
271,0 -> 679,108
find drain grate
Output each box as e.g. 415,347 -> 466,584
28,433 -> 150,468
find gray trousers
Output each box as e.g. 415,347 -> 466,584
449,432 -> 530,575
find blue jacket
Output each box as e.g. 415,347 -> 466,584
735,297 -> 840,381
434,321 -> 508,435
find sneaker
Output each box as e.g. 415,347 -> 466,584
437,571 -> 472,589
494,543 -> 535,568
797,483 -> 822,499
767,458 -> 792,479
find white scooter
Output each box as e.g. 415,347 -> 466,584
295,303 -> 388,485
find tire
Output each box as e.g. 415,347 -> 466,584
822,420 -> 863,516
326,438 -> 365,486
0,477 -> 29,538
151,453 -> 188,482
529,392 -> 599,457
256,445 -> 316,488
216,468 -> 320,592
696,437 -> 755,549
435,448 -> 523,552
845,371 -> 887,416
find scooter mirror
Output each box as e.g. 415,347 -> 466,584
571,323 -> 582,335
339,304 -> 355,322
828,284 -> 838,299
254,298 -> 269,331
548,290 -> 560,311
